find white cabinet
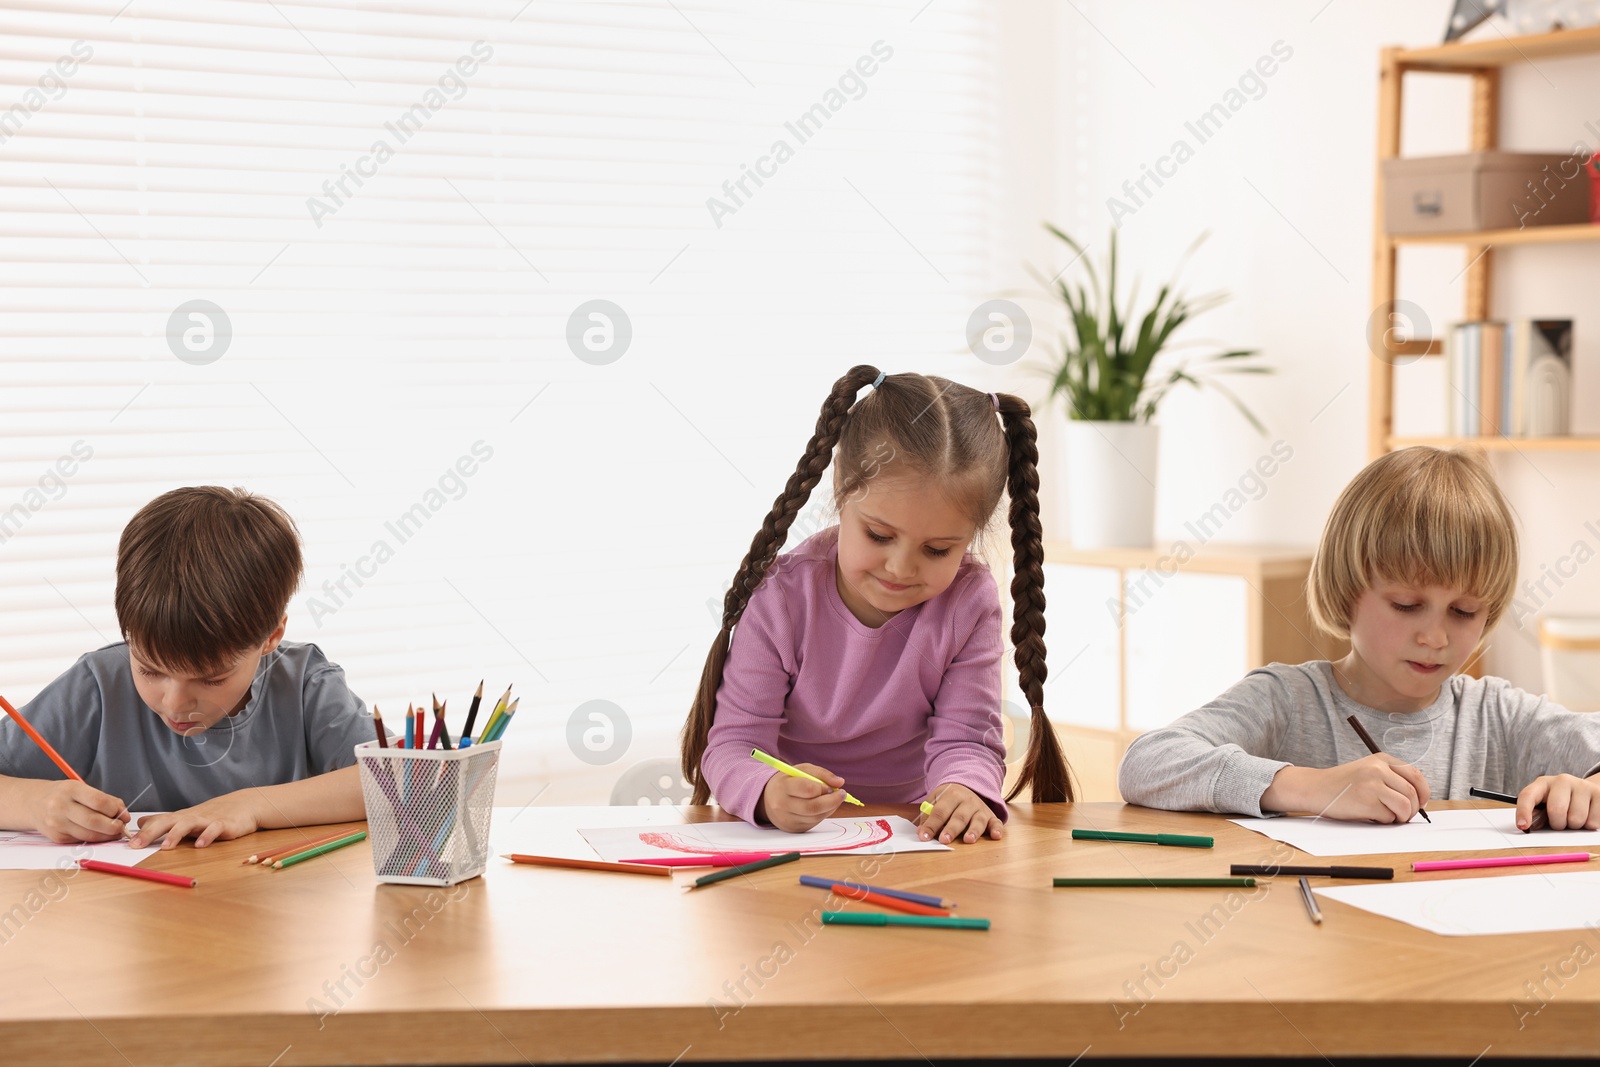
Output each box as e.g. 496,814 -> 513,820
1014,543 -> 1341,802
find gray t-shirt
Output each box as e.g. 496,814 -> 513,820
0,640 -> 374,811
1117,661 -> 1600,817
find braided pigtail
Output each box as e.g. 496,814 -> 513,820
995,393 -> 1073,802
682,364 -> 884,804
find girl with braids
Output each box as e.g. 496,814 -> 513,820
682,366 -> 1072,844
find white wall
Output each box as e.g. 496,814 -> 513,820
989,0 -> 1600,693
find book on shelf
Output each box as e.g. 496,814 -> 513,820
1444,320 -> 1505,436
1444,318 -> 1572,438
1504,318 -> 1573,437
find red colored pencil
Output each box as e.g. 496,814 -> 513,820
415,708 -> 424,751
827,881 -> 951,917
78,858 -> 196,888
372,705 -> 388,749
1,694 -> 85,782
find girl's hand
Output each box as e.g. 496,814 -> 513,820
1520,774 -> 1600,830
917,783 -> 1002,844
757,764 -> 847,833
1262,755 -> 1430,824
130,794 -> 260,849
31,780 -> 130,843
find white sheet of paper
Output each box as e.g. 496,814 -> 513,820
1315,871 -> 1600,936
579,814 -> 950,862
0,813 -> 162,871
1229,807 -> 1600,857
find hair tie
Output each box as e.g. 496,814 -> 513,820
989,392 -> 1000,412
871,372 -> 885,390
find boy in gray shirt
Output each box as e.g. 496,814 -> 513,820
1119,448 -> 1600,828
0,487 -> 376,849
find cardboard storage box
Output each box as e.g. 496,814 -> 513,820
1382,151 -> 1591,235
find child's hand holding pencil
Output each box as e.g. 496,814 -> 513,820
27,779 -> 131,844
1260,753 -> 1431,824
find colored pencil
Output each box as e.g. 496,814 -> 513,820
1297,876 -> 1322,924
750,748 -> 863,806
1412,852 -> 1593,872
272,829 -> 367,869
821,911 -> 988,930
2,694 -> 131,838
619,852 -> 772,867
1230,864 -> 1393,879
502,853 -> 671,877
1469,786 -> 1550,832
684,851 -> 800,890
1072,829 -> 1213,848
436,699 -> 452,750
798,874 -> 954,910
1053,877 -> 1257,888
485,698 -> 518,742
824,881 -> 950,917
372,705 -> 388,749
403,705 -> 414,750
461,680 -> 485,743
1346,714 -> 1430,822
78,858 -> 196,888
414,708 -> 424,751
1,694 -> 85,782
244,828 -> 358,865
478,686 -> 511,743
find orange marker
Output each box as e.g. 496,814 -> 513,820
826,881 -> 952,917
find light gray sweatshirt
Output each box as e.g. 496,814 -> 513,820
1117,661 -> 1600,817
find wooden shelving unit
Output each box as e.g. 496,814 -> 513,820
1369,28 -> 1600,459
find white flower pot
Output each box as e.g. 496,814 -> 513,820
1060,420 -> 1159,548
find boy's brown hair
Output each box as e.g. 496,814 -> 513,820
115,486 -> 303,675
1307,447 -> 1519,639
681,365 -> 1073,805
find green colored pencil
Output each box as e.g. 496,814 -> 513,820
1053,877 -> 1255,888
1071,829 -> 1214,848
822,911 -> 989,930
272,830 -> 368,869
684,851 -> 800,890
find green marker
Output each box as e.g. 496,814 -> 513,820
822,911 -> 990,930
1071,829 -> 1214,849
684,851 -> 800,890
1053,877 -> 1255,888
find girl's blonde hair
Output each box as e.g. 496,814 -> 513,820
1307,447 -> 1518,639
681,365 -> 1073,805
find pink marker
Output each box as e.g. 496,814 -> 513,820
618,852 -> 773,867
1412,852 -> 1593,872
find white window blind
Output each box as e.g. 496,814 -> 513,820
0,0 -> 1000,799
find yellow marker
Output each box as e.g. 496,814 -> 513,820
920,800 -> 934,815
750,748 -> 863,806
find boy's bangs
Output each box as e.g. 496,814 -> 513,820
1367,489 -> 1517,610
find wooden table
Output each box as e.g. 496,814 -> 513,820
1,802 -> 1595,1065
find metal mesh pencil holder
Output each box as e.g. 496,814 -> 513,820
355,739 -> 501,886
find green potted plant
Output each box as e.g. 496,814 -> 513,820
1031,224 -> 1270,548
